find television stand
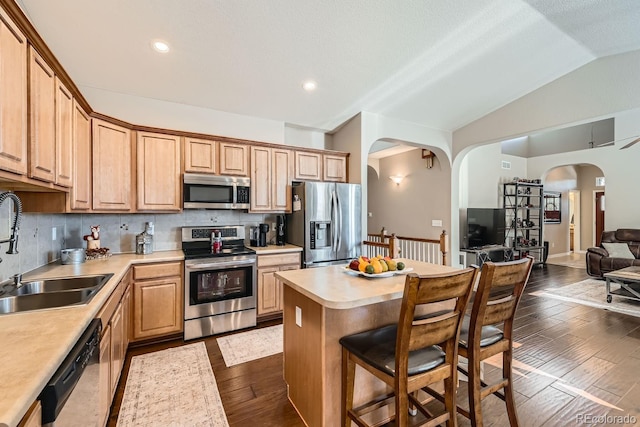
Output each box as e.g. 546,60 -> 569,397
461,245 -> 514,267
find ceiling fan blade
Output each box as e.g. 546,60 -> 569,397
620,137 -> 640,150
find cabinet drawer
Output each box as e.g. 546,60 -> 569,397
133,262 -> 182,280
258,252 -> 301,268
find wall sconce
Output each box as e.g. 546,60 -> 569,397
422,149 -> 435,169
389,175 -> 404,186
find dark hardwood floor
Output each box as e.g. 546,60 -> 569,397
109,264 -> 640,426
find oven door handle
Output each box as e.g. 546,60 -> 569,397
185,259 -> 255,270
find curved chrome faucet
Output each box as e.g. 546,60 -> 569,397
0,192 -> 22,261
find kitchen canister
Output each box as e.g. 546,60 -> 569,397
136,230 -> 154,255
61,248 -> 86,264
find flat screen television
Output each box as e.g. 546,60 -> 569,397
466,208 -> 506,249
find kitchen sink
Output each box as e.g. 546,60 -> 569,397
0,273 -> 113,314
11,275 -> 111,296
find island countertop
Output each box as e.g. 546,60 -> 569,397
275,258 -> 458,309
0,250 -> 184,427
277,258 -> 462,427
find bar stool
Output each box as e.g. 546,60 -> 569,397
340,267 -> 478,427
457,257 -> 534,427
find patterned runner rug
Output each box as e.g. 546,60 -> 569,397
117,342 -> 229,427
531,278 -> 640,318
217,325 -> 283,367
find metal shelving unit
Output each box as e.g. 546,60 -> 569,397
503,182 -> 544,265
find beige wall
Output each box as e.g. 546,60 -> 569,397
367,148 -> 450,240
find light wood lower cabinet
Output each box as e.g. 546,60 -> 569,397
18,400 -> 41,427
257,252 -> 301,317
97,269 -> 131,427
98,324 -> 112,427
132,262 -> 183,341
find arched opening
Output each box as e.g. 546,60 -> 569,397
365,140 -> 450,242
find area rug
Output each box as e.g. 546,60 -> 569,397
545,254 -> 586,269
531,278 -> 640,318
117,342 -> 229,427
217,325 -> 283,367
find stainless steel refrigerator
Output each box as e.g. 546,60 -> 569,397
286,181 -> 362,268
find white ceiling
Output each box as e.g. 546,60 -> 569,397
16,0 -> 640,134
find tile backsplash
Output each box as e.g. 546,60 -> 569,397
0,207 -> 280,281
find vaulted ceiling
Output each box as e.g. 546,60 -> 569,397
16,0 -> 640,133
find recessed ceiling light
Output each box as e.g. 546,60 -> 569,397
152,40 -> 170,53
302,80 -> 317,92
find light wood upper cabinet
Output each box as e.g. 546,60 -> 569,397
92,119 -> 133,211
184,137 -> 217,174
250,146 -> 292,212
137,131 -> 181,211
272,148 -> 292,211
294,151 -> 322,181
55,77 -> 73,187
250,146 -> 271,211
323,154 -> 347,182
219,142 -> 249,176
28,47 -> 56,183
0,9 -> 27,175
70,101 -> 91,210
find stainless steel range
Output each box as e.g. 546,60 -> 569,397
182,225 -> 257,340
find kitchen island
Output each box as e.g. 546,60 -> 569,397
275,259 -> 460,427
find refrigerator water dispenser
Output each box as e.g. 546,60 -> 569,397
310,221 -> 332,249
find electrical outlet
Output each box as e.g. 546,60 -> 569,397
272,222 -> 276,231
295,306 -> 302,327
52,227 -> 57,241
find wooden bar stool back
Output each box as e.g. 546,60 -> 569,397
457,256 -> 534,427
340,267 -> 478,427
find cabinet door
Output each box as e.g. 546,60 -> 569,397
98,325 -> 112,427
55,77 -> 73,187
110,301 -> 124,396
137,131 -> 181,211
272,148 -> 292,211
184,137 -> 217,174
250,145 -> 272,211
92,119 -> 133,210
323,154 -> 347,182
257,266 -> 279,315
277,264 -> 300,311
123,282 -> 131,350
294,151 -> 321,181
18,401 -> 41,427
28,47 -> 56,183
70,101 -> 91,210
0,9 -> 27,175
133,276 -> 183,340
219,142 -> 249,176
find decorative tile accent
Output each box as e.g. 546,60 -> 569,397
217,325 -> 283,367
117,342 -> 229,427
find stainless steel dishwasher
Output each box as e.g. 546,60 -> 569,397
40,319 -> 102,426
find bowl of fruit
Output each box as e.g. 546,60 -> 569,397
345,255 -> 412,278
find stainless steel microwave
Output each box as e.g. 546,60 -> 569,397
183,174 -> 250,209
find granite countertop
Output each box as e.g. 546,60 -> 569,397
251,244 -> 302,255
275,258 -> 459,309
0,250 -> 184,427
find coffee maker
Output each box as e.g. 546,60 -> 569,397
276,215 -> 286,246
258,223 -> 269,247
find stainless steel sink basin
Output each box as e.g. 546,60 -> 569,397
0,289 -> 97,314
12,275 -> 111,295
0,273 -> 113,314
